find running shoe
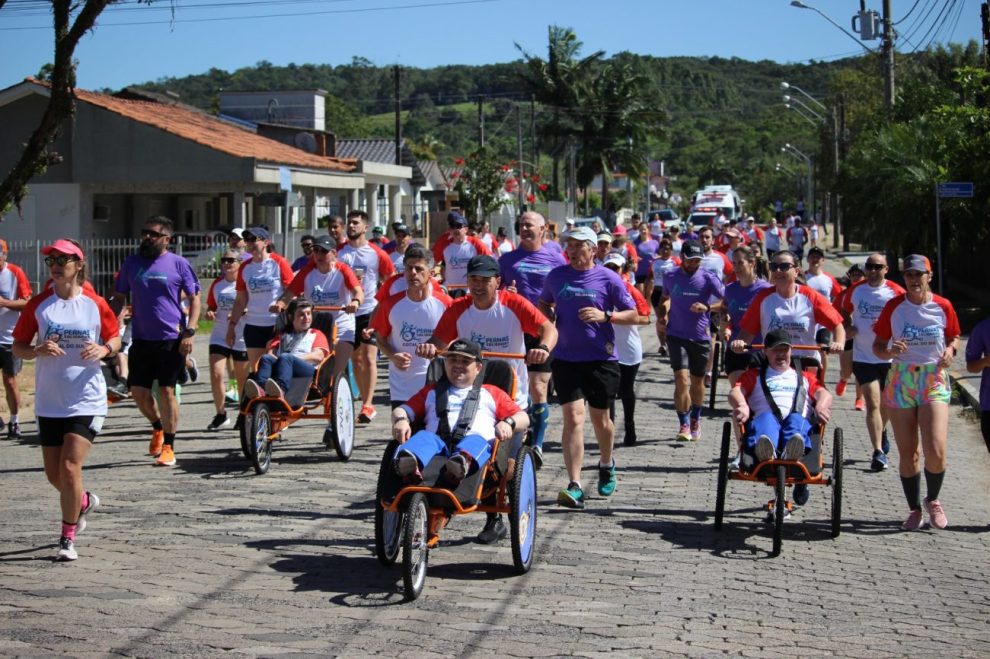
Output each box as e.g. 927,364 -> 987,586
870,449 -> 889,472
689,417 -> 702,441
207,413 -> 232,432
394,454 -> 422,484
156,445 -> 176,467
186,358 -> 199,383
854,398 -> 865,411
76,492 -> 100,535
881,429 -> 890,455
444,453 -> 469,485
729,452 -> 742,471
0,415 -> 5,433
754,435 -> 776,463
225,389 -> 240,404
675,423 -> 691,442
782,435 -> 805,461
55,537 -> 77,562
107,383 -> 131,400
597,462 -> 617,497
557,481 -> 585,509
704,374 -> 712,389
7,421 -> 20,440
244,380 -> 263,400
902,508 -> 925,531
477,515 -> 507,544
148,430 -> 164,457
924,499 -> 948,529
793,484 -> 810,506
358,405 -> 377,423
623,425 -> 637,446
658,345 -> 668,357
765,504 -> 792,524
264,379 -> 285,399
835,379 -> 847,397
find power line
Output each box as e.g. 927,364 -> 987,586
893,0 -> 925,25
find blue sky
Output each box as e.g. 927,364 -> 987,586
0,0 -> 983,91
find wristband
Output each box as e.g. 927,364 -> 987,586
501,417 -> 516,430
104,344 -> 113,358
536,344 -> 550,353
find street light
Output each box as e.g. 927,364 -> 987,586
780,82 -> 827,113
789,1 -> 877,54
784,101 -> 823,128
782,144 -> 814,221
782,95 -> 825,123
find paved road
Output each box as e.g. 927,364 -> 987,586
2,276 -> 990,656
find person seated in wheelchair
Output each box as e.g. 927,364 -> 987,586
243,296 -> 330,401
390,338 -> 530,487
728,329 -> 833,469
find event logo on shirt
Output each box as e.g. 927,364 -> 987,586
449,256 -> 474,267
136,267 -> 169,284
557,283 -> 598,301
44,322 -> 91,347
351,266 -> 368,280
515,263 -> 553,275
900,322 -> 941,345
310,285 -> 340,304
399,321 -> 434,344
857,298 -> 886,320
217,290 -> 236,310
470,331 -> 510,351
669,283 -> 700,299
767,316 -> 808,334
247,275 -> 275,292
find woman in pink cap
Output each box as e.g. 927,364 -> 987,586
12,239 -> 120,561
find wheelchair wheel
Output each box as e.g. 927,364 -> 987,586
510,445 -> 537,574
328,371 -> 355,461
708,340 -> 721,411
771,464 -> 786,557
831,427 -> 843,539
246,403 -> 273,475
375,439 -> 404,566
714,421 -> 731,530
401,492 -> 429,601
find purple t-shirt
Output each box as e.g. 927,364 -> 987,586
543,240 -> 565,256
965,317 -> 990,411
634,239 -> 660,278
540,264 -> 636,362
662,266 -> 725,342
115,251 -> 201,341
499,245 -> 567,305
724,279 -> 773,342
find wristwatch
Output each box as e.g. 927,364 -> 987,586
182,328 -> 196,338
501,417 -> 516,430
603,310 -> 613,323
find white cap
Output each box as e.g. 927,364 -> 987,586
564,226 -> 598,244
565,218 -> 576,226
230,228 -> 245,238
603,251 -> 626,268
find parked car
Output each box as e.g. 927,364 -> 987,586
172,230 -> 228,275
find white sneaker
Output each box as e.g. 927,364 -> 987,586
244,380 -> 263,399
782,435 -> 805,461
76,492 -> 100,534
754,435 -> 776,463
55,537 -> 77,562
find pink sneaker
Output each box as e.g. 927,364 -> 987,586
676,423 -> 691,442
924,499 -> 948,529
835,379 -> 847,397
689,417 -> 702,441
902,508 -> 925,531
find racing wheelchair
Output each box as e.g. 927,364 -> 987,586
374,356 -> 537,601
238,306 -> 355,475
713,344 -> 843,557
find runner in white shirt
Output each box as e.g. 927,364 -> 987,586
204,250 -> 249,431
786,223 -> 808,265
0,240 -> 33,439
763,218 -> 783,257
12,239 -> 120,562
431,211 -> 491,295
387,223 -> 413,273
276,234 -> 363,379
371,245 -> 453,405
645,238 -> 680,356
336,209 -> 396,423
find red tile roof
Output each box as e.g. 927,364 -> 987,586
24,79 -> 356,173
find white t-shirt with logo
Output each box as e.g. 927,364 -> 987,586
614,282 -> 650,366
874,293 -> 960,366
13,288 -> 119,418
207,277 -> 246,351
740,285 -> 843,364
651,256 -> 681,287
402,382 -> 520,440
337,243 -> 395,316
287,262 -> 361,341
0,263 -> 32,344
737,366 -> 822,419
371,291 -> 452,402
236,257 -> 293,326
840,279 -> 904,364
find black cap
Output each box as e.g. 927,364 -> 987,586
312,235 -> 337,251
808,246 -> 825,258
764,329 -> 793,349
446,338 -> 483,362
466,254 -> 500,277
447,211 -> 467,227
393,223 -> 410,235
680,240 -> 704,260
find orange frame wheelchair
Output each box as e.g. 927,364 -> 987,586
374,355 -> 537,601
238,306 -> 356,475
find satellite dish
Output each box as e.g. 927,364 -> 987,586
294,132 -> 317,153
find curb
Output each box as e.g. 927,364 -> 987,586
950,369 -> 981,410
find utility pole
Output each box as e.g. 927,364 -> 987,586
982,2 -> 989,69
882,0 -> 895,111
517,105 -> 525,214
838,93 -> 849,252
530,95 -> 536,180
477,97 -> 485,149
393,65 -> 401,166
831,100 -> 841,249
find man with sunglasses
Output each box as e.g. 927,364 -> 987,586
839,254 -> 904,471
431,211 -> 491,298
111,216 -> 201,467
291,235 -> 316,272
0,239 -> 33,439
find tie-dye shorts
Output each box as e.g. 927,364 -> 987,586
883,362 -> 951,408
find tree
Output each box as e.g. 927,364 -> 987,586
451,148 -> 509,221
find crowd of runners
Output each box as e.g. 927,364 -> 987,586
1,206 -> 987,562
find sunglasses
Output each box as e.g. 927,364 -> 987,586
301,243 -> 314,249
865,263 -> 886,270
140,229 -> 167,239
769,262 -> 796,272
243,235 -> 258,242
312,246 -> 331,254
448,223 -> 466,229
220,257 -> 238,264
45,255 -> 79,267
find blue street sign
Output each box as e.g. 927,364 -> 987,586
938,182 -> 974,198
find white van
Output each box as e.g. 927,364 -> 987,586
689,185 -> 742,226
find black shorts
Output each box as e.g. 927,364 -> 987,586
209,344 -> 249,362
524,333 -> 552,374
243,324 -> 276,350
352,313 -> 375,347
853,361 -> 891,387
550,359 -> 620,410
38,415 -> 103,446
634,273 -> 647,285
0,343 -> 22,376
128,339 -> 185,388
650,288 -> 664,308
723,349 -> 760,375
666,335 -> 711,377
844,339 -> 854,352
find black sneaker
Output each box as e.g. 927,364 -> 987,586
186,358 -> 199,383
881,429 -> 891,455
207,413 -> 232,432
793,483 -> 811,506
477,515 -> 507,544
7,421 -> 21,440
623,426 -> 638,446
870,449 -> 889,472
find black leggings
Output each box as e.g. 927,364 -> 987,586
982,411 -> 990,454
610,363 -> 640,428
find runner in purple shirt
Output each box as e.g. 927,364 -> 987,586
110,216 -> 201,467
658,240 -> 724,441
633,228 -> 660,292
539,226 -> 638,510
498,211 -> 567,462
965,316 -> 990,452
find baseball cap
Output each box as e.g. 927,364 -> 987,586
847,263 -> 865,276
565,218 -> 576,227
466,254 -> 500,277
393,223 -> 410,235
612,225 -> 627,236
312,235 -> 337,251
564,226 -> 598,245
808,246 -> 825,258
903,254 -> 931,273
447,211 -> 467,227
764,329 -> 793,349
680,240 -> 703,260
603,252 -> 626,268
244,226 -> 271,241
42,238 -> 85,260
229,227 -> 245,238
371,226 -> 384,236
596,232 -> 613,244
445,338 -> 483,362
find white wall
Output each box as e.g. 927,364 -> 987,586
0,184 -> 82,241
